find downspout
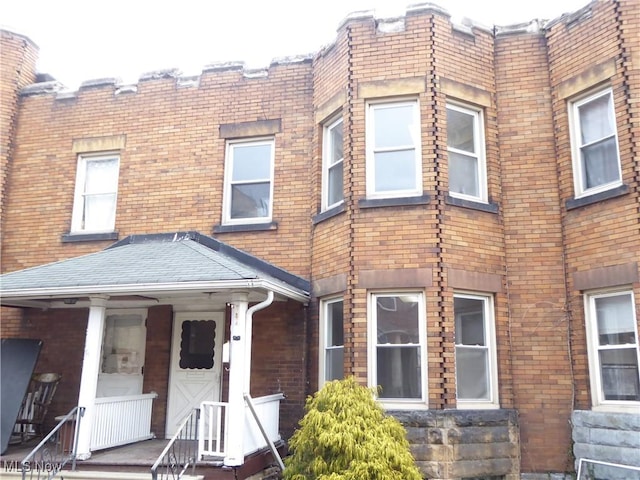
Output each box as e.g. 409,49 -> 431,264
244,290 -> 274,393
225,290 -> 275,468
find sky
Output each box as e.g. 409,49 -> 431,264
2,0 -> 591,90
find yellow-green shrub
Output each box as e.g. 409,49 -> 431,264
283,377 -> 423,480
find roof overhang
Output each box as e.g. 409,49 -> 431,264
1,232 -> 310,310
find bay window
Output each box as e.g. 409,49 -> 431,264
322,116 -> 344,211
366,100 -> 421,199
570,88 -> 622,198
447,103 -> 487,203
585,290 -> 640,409
369,292 -> 426,406
320,298 -> 344,385
454,293 -> 499,408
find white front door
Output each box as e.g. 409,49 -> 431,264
166,312 -> 224,438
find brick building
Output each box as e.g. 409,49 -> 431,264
1,0 -> 639,478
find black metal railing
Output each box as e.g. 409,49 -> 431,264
151,408 -> 200,480
21,406 -> 84,480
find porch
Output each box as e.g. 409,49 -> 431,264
1,392 -> 287,479
0,439 -> 285,480
0,232 -> 310,477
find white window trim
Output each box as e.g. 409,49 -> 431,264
321,115 -> 344,212
70,153 -> 120,234
446,102 -> 488,203
319,296 -> 344,387
454,292 -> 499,409
365,99 -> 422,200
367,290 -> 428,409
584,288 -> 640,413
222,138 -> 275,225
569,87 -> 622,199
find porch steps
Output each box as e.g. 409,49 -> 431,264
0,472 -> 204,480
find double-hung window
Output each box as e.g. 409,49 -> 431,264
71,154 -> 120,233
223,139 -> 274,224
447,103 -> 487,203
369,292 -> 426,406
585,290 -> 640,410
569,88 -> 622,198
366,100 -> 421,199
454,293 -> 499,408
322,116 -> 344,211
319,297 -> 344,385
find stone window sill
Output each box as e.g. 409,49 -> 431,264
358,194 -> 430,209
566,184 -> 629,210
61,231 -> 119,243
312,204 -> 345,225
213,221 -> 278,233
445,195 -> 499,213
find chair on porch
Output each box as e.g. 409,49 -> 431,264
12,373 -> 61,444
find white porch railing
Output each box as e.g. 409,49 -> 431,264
243,393 -> 284,456
198,401 -> 228,457
91,392 -> 158,450
198,393 -> 284,459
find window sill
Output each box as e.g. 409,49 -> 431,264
589,403 -> 640,415
455,402 -> 501,410
566,184 -> 629,210
312,204 -> 345,225
61,231 -> 119,243
376,398 -> 429,410
213,221 -> 278,233
445,195 -> 499,213
358,194 -> 430,209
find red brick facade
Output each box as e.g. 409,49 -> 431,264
1,0 -> 639,476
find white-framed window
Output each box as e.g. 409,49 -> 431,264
447,103 -> 487,203
368,292 -> 427,408
569,88 -> 622,198
322,115 -> 344,211
319,297 -> 344,385
584,289 -> 640,411
71,154 -> 120,233
366,99 -> 421,199
223,138 -> 275,224
454,292 -> 499,408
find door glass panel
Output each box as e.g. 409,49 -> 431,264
180,320 -> 216,369
102,313 -> 144,374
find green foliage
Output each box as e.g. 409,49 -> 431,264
283,377 -> 423,480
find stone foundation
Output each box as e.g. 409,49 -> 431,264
391,409 -> 520,480
572,410 -> 640,469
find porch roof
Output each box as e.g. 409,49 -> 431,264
0,231 -> 310,308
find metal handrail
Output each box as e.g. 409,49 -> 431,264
21,406 -> 84,480
151,408 -> 200,480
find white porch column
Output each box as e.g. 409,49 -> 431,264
224,291 -> 249,467
75,295 -> 108,460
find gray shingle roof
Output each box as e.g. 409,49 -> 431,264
0,232 -> 309,297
